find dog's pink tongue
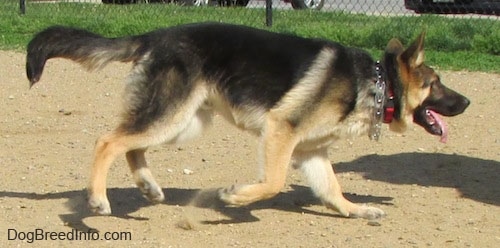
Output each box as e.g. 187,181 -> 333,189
429,110 -> 448,143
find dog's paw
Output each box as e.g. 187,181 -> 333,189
218,185 -> 246,206
88,196 -> 111,215
218,185 -> 238,205
138,181 -> 164,204
350,205 -> 386,220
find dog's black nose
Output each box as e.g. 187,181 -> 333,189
462,97 -> 471,108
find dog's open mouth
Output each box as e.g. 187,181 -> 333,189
414,108 -> 448,143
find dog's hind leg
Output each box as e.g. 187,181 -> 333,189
126,149 -> 164,204
126,107 -> 213,205
87,80 -> 211,215
88,131 -> 146,215
294,148 -> 386,220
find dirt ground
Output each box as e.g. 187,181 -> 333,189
0,50 -> 499,247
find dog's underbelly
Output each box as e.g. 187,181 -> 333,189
294,117 -> 372,152
204,96 -> 267,136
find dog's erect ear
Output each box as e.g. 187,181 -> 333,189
400,32 -> 426,69
385,38 -> 405,55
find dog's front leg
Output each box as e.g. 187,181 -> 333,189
294,148 -> 386,220
219,114 -> 298,206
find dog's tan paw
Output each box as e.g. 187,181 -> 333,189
138,181 -> 164,203
88,196 -> 111,215
349,205 -> 386,220
218,185 -> 249,206
218,184 -> 279,206
218,185 -> 239,205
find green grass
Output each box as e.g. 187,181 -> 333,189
1,1 -> 499,72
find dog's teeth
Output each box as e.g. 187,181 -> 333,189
425,109 -> 435,125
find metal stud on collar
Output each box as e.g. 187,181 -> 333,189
369,61 -> 386,141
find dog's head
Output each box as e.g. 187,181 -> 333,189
383,32 -> 470,142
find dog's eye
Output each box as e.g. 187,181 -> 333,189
422,80 -> 432,88
423,78 -> 440,89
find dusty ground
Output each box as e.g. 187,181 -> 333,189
0,50 -> 499,247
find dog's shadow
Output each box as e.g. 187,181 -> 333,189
0,152 -> 497,231
0,185 -> 373,232
334,152 -> 500,207
15,185 -> 390,231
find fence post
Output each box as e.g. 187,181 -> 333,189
265,0 -> 272,27
20,0 -> 26,14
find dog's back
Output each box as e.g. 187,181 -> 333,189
26,23 -> 374,110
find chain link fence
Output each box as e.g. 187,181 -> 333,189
2,0 -> 499,56
13,0 -> 500,24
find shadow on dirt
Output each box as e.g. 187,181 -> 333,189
0,185 -> 391,231
334,152 -> 499,207
0,152 -> 497,231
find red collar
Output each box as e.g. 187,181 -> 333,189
383,84 -> 395,123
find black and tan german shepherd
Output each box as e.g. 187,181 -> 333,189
26,23 -> 469,219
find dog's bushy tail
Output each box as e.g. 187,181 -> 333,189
26,26 -> 143,87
